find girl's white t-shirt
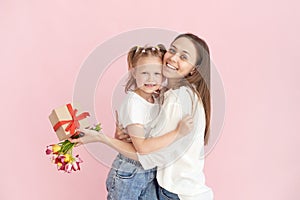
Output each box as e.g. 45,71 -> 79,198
137,86 -> 213,200
118,91 -> 159,137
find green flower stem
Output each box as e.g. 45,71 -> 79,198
58,123 -> 102,155
59,140 -> 75,154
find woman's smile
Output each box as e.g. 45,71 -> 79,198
165,62 -> 178,71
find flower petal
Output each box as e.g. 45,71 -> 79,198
45,149 -> 52,155
72,162 -> 78,171
65,163 -> 72,173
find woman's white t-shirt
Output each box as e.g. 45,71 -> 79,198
138,86 -> 213,200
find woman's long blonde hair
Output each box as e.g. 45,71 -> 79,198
173,33 -> 211,145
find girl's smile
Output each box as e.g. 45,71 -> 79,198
133,56 -> 163,101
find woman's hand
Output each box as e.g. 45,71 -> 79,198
114,111 -> 131,143
176,115 -> 194,137
68,128 -> 102,146
114,124 -> 131,142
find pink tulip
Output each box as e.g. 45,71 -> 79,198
45,149 -> 52,155
45,145 -> 54,155
72,162 -> 78,171
65,163 -> 72,173
75,155 -> 83,163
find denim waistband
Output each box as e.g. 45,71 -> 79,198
117,154 -> 143,168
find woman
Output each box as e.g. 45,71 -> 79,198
135,33 -> 213,199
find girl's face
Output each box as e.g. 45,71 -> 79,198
133,56 -> 163,94
163,37 -> 197,79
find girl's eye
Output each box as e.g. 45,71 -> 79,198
141,72 -> 148,74
155,72 -> 161,75
169,48 -> 176,54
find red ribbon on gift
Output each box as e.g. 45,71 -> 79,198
53,104 -> 90,136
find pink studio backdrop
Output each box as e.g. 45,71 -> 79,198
1,1 -> 299,200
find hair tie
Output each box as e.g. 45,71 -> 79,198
135,46 -> 140,53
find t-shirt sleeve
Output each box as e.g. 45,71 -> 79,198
138,137 -> 187,169
178,87 -> 195,117
119,95 -> 147,128
137,152 -> 158,170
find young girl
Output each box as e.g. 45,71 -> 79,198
70,44 -> 193,200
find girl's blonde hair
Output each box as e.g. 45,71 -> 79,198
125,44 -> 166,92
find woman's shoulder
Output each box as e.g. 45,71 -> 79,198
179,86 -> 203,108
163,86 -> 192,100
179,85 -> 193,93
175,86 -> 197,99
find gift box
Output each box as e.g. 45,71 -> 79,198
49,103 -> 90,141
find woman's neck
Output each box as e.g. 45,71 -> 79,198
167,78 -> 186,89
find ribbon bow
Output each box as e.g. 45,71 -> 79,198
53,104 -> 90,136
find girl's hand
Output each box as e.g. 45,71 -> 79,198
114,111 -> 131,143
68,128 -> 102,146
176,115 -> 194,137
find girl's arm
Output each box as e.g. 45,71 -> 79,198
69,115 -> 192,160
127,115 -> 193,154
68,129 -> 139,160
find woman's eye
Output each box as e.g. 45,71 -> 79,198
169,48 -> 176,54
155,72 -> 161,75
180,55 -> 188,60
141,72 -> 148,74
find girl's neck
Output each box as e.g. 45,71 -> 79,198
134,89 -> 154,103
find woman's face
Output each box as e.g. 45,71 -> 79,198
163,37 -> 197,79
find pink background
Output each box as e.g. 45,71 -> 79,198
1,0 -> 299,199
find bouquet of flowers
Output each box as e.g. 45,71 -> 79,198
45,123 -> 101,173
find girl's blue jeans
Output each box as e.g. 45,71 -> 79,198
158,186 -> 180,200
106,154 -> 159,200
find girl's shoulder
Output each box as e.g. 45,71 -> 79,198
123,91 -> 158,107
122,91 -> 142,105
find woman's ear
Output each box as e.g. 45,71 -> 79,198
189,67 -> 196,76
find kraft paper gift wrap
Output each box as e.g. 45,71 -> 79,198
49,103 -> 90,141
